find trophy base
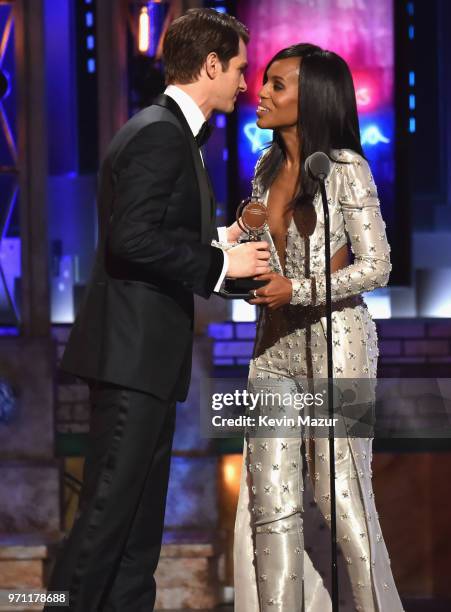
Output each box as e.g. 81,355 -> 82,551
218,278 -> 268,300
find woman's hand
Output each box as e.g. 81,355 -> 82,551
226,220 -> 244,243
248,272 -> 293,310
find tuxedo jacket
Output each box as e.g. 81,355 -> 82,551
61,95 -> 223,401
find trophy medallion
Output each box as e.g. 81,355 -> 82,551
220,196 -> 270,299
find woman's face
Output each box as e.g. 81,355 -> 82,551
256,57 -> 300,130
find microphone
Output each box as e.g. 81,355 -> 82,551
305,149 -> 337,611
305,151 -> 331,180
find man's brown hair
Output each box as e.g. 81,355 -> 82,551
163,8 -> 249,84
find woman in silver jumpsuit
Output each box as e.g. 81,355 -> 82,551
231,44 -> 404,611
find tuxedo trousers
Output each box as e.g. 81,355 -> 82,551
44,382 -> 177,612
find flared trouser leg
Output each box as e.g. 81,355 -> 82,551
309,436 -> 376,612
247,435 -> 304,611
245,363 -> 378,611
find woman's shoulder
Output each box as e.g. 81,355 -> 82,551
330,148 -> 366,165
330,148 -> 378,204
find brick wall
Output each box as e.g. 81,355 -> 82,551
53,319 -> 451,437
53,326 -> 90,438
377,320 -> 451,363
209,319 -> 451,372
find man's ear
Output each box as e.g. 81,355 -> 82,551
205,51 -> 219,80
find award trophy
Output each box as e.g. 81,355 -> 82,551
220,196 -> 269,299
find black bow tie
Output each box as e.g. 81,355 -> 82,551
195,121 -> 213,147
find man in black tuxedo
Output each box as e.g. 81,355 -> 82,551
45,9 -> 270,612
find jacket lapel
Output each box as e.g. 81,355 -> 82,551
154,94 -> 213,245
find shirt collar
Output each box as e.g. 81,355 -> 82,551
164,85 -> 206,138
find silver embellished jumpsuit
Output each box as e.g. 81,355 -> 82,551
233,149 -> 405,611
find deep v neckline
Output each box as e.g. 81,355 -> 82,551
264,188 -> 295,275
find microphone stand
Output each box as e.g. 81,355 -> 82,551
318,175 -> 339,612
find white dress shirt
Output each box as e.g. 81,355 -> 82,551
164,85 -> 228,292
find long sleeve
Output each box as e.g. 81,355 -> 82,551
290,155 -> 391,306
107,121 -> 223,299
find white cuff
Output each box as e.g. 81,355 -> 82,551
213,249 -> 229,292
217,226 -> 228,243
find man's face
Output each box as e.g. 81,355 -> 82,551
213,39 -> 248,113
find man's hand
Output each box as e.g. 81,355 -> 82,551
227,241 -> 270,278
248,272 -> 293,310
225,219 -> 245,243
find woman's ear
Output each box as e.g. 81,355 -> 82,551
205,51 -> 219,80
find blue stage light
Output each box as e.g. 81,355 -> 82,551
87,58 -> 96,73
0,380 -> 16,423
360,124 -> 390,146
409,117 -> 416,133
409,71 -> 415,86
215,114 -> 226,129
243,122 -> 272,153
0,68 -> 11,100
0,328 -> 19,337
85,12 -> 94,27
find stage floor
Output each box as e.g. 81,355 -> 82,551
154,600 -> 451,612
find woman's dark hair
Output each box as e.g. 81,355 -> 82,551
256,43 -> 364,208
163,8 -> 249,85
